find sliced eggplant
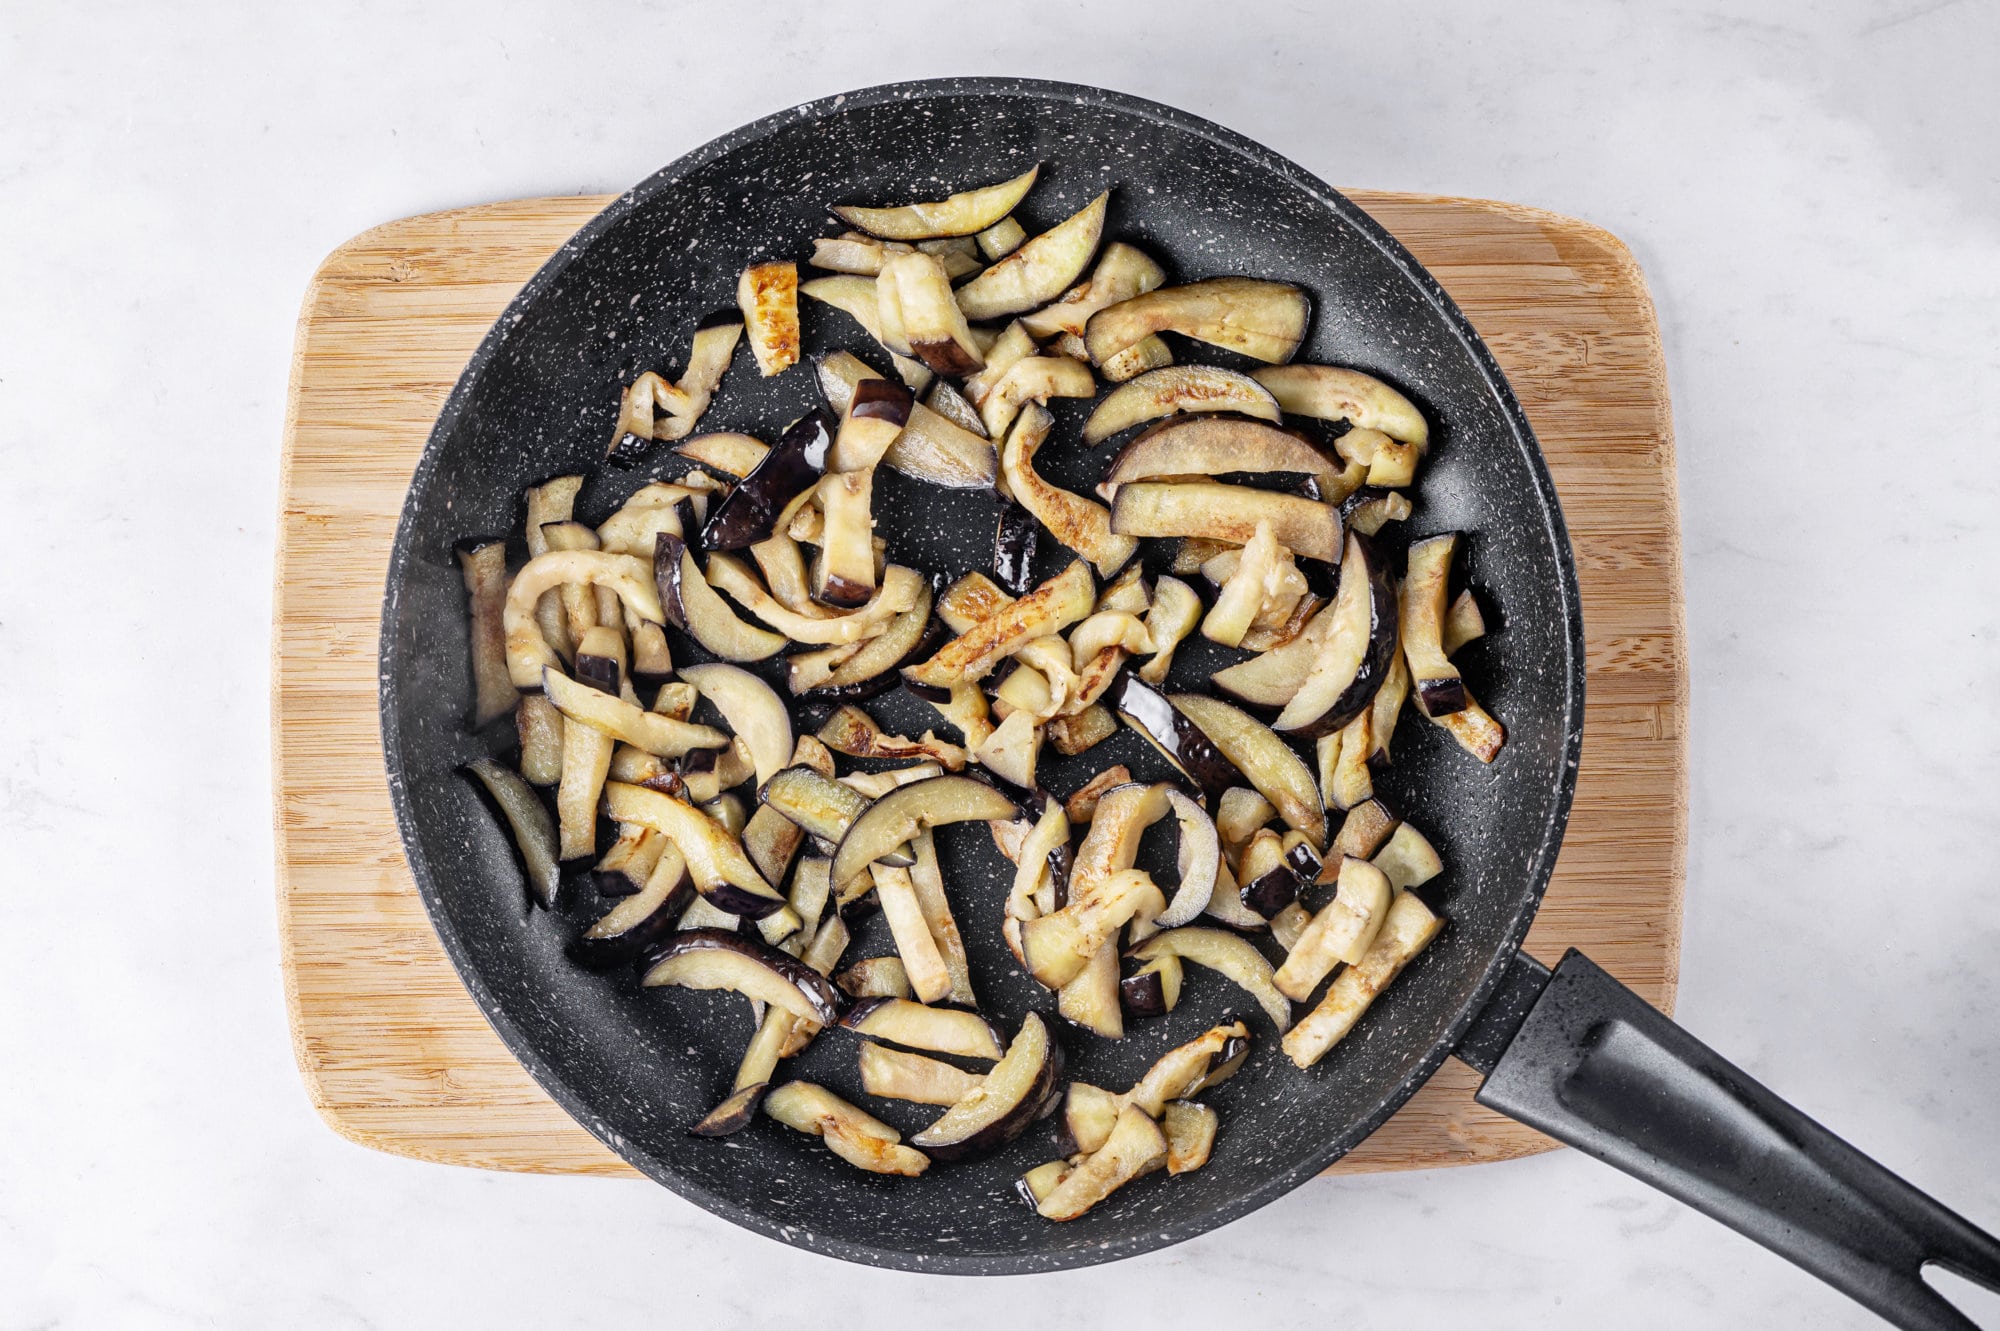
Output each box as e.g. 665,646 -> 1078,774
904,559 -> 1096,689
463,758 -> 561,907
1016,1160 -> 1072,1210
1063,765 -> 1133,825
800,274 -> 933,389
818,351 -> 996,490
537,520 -> 607,649
1169,693 -> 1325,849
604,782 -> 796,926
762,1081 -> 929,1176
639,928 -> 842,1024
1201,861 -> 1270,931
1130,575 -> 1200,686
1109,674 -> 1244,802
1081,366 -> 1282,446
1128,927 -> 1293,1031
1282,890 -> 1442,1068
673,431 -> 769,479
1021,241 -> 1167,339
591,823 -> 666,898
516,694 -> 564,786
1210,601 -> 1326,708
1084,277 -> 1310,366
675,662 -> 792,790
710,554 -> 923,645
1271,532 -> 1398,738
1331,797 -> 1402,861
1199,519 -> 1282,649
456,541 -> 516,726
1370,821 -> 1444,893
978,355 -> 1097,440
924,378 -> 987,440
881,250 -> 985,375
1401,533 -> 1466,717
955,191 -> 1108,321
817,705 -> 968,770
1000,404 -> 1137,578
759,764 -> 910,865
700,411 -> 832,551
1036,1104 -> 1168,1221
1097,415 -> 1349,505
677,735 -> 757,804
1109,481 -> 1340,565
1066,1021 -> 1252,1157
572,841 -> 693,971
973,706 -> 1043,794
1163,1100 -> 1219,1175
825,377 -> 916,477
1216,787 -> 1278,862
1274,856 -> 1393,1001
1120,954 -> 1184,1019
975,214 -> 1027,259
834,166 -> 1040,241
809,233 -> 981,280
736,260 -> 799,377
1442,588 -> 1487,655
1319,710 -> 1374,812
688,1081 -> 770,1138
811,469 -> 877,608
1427,688 -> 1507,763
652,534 -> 786,662
839,763 -> 943,799
1057,942 -> 1125,1040
1099,332 -> 1174,384
1339,485 -> 1414,538
791,585 -> 940,701
629,622 -> 674,685
502,550 -> 664,688
1250,363 -> 1428,451
913,681 -> 997,751
839,997 -> 1005,1061
1269,901 -> 1312,952
543,668 -> 728,759
1048,704 -> 1118,756
836,955 -> 912,1000
994,502 -> 1040,596
1058,1081 -> 1122,1158
1237,828 -> 1302,918
859,1043 -> 986,1106
556,709 -> 614,861
936,569 -> 1017,635
829,774 -> 1021,887
911,1012 -> 1065,1162
871,862 -> 954,1004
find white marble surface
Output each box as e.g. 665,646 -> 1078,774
5,1 -> 1999,1326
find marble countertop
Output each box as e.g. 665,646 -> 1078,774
5,2 -> 1998,1326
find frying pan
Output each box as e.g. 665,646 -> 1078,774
379,78 -> 1999,1325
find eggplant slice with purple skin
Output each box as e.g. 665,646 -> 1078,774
463,758 -> 562,907
830,775 -> 1023,887
993,502 -> 1040,596
1100,415 -> 1349,499
910,1012 -> 1066,1162
833,165 -> 1040,241
688,1081 -> 769,1138
1168,693 -> 1326,849
1083,277 -> 1311,367
1272,531 -> 1399,739
603,782 -> 797,924
639,927 -> 845,1025
1080,365 -> 1282,446
839,997 -> 1006,1061
1109,674 -> 1245,803
699,410 -> 833,551
1400,533 -> 1468,717
1109,481 -> 1342,565
652,533 -> 787,662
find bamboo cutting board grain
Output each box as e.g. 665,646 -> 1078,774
274,193 -> 1685,1178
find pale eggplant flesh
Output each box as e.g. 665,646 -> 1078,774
1272,532 -> 1398,738
638,928 -> 845,1025
909,1012 -> 1065,1162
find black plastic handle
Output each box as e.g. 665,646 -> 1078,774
1455,949 -> 2000,1330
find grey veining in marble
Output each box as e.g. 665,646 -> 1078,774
3,1 -> 1998,1327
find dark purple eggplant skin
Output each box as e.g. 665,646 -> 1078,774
1119,967 -> 1168,1019
799,617 -> 949,703
1014,1174 -> 1046,1211
654,531 -> 697,631
689,1081 -> 768,1138
1239,862 -> 1302,918
851,377 -> 915,426
900,674 -> 954,706
607,431 -> 656,469
566,881 -> 692,972
590,866 -> 641,899
1415,675 -> 1469,718
639,927 -> 845,1023
960,765 -> 1043,822
1200,1035 -> 1253,1090
574,651 -> 622,697
993,503 -> 1039,595
1110,674 -> 1246,803
1338,485 -> 1399,528
916,1036 -> 1065,1164
1045,843 -> 1073,911
1283,837 -> 1323,883
701,880 -> 790,921
699,410 -> 833,550
1285,533 -> 1401,740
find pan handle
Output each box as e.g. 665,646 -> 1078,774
1454,948 -> 2000,1331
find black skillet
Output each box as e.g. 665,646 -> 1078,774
379,78 -> 1999,1325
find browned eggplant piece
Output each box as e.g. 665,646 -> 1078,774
1098,415 -> 1349,502
1081,366 -> 1282,446
816,705 -> 968,770
629,622 -> 674,686
542,668 -> 728,760
910,1012 -> 1065,1162
673,431 -> 770,479
1442,588 -> 1487,655
1058,943 -> 1126,1040
604,783 -> 795,926
977,355 -> 1096,439
1169,693 -> 1325,848
556,708 -> 614,861
1331,797 -> 1401,860
688,1082 -> 769,1138
1084,277 -> 1310,366
699,411 -> 832,551
1128,927 -> 1293,1032
936,569 -> 1016,635
1319,709 -> 1374,812
1063,765 -> 1134,824
639,927 -> 843,1024
591,823 -> 666,898
1338,485 -> 1414,537
1251,363 -> 1429,451
571,842 -> 694,972
799,274 -> 934,390
827,377 -> 916,476
976,214 -> 1027,259
836,955 -> 912,1000
1275,856 -> 1394,1001
1237,827 -> 1304,918
1426,688 -> 1507,763
1037,1104 -> 1168,1221
1109,674 -> 1244,803
809,234 -> 982,280
1001,404 -> 1137,578
1015,1160 -> 1072,1210
1110,481 -> 1341,564
762,1081 -> 929,1176
537,520 -> 608,648
463,758 -> 561,907
456,540 -> 516,727
1022,241 -> 1166,337
516,694 -> 564,786
790,586 -> 942,701
1401,533 -> 1468,717
652,534 -> 787,661
502,549 -> 664,687
675,663 -> 792,790
811,469 -> 877,608
758,764 -> 913,866
1283,889 -> 1442,1068
904,559 -> 1096,689
954,192 -> 1108,321
1271,532 -> 1398,739
830,775 -> 1022,886
522,474 -> 584,664
839,997 -> 1005,1060
741,740 -> 834,888
736,261 -> 799,377
881,250 -> 985,375
834,166 -> 1040,240
994,502 -> 1039,595
1163,1100 -> 1219,1175
924,379 -> 987,439
1216,786 -> 1277,862
1048,704 -> 1118,756
858,1043 -> 985,1106
818,352 -> 996,490
1119,953 -> 1184,1019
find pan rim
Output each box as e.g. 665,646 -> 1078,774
379,75 -> 1586,1275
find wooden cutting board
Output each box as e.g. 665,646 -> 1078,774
274,192 -> 1685,1178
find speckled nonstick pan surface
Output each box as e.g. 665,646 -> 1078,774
380,78 -> 1583,1272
